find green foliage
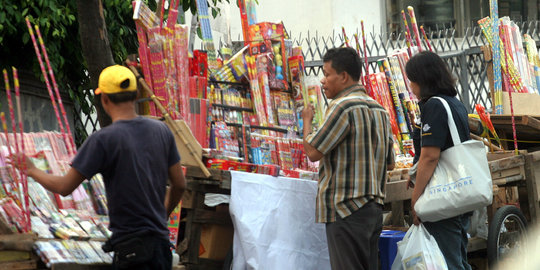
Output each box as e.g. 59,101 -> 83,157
103,0 -> 146,65
0,0 -> 84,92
0,0 -> 229,141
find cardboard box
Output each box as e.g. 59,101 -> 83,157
199,224 -> 233,260
501,92 -> 540,116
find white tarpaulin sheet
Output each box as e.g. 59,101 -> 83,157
230,171 -> 331,270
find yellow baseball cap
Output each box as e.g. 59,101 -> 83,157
95,65 -> 137,95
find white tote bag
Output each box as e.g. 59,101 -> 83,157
414,97 -> 492,222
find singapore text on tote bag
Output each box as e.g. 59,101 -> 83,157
414,97 -> 492,222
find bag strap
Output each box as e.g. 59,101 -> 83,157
432,97 -> 461,146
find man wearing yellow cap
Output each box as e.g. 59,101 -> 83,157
11,65 -> 186,269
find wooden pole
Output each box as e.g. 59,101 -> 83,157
126,61 -> 211,177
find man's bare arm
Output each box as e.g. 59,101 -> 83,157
165,162 -> 187,216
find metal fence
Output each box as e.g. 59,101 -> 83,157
72,21 -> 540,142
73,89 -> 100,146
295,21 -> 540,113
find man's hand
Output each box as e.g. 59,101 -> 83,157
302,105 -> 315,123
8,153 -> 85,196
7,153 -> 36,174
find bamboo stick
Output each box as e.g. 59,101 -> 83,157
471,133 -> 503,152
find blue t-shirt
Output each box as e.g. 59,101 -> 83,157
71,116 -> 180,242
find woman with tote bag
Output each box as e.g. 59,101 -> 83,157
405,51 -> 474,270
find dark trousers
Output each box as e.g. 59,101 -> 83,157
325,201 -> 383,270
112,237 -> 172,270
424,214 -> 472,270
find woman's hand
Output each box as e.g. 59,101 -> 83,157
406,178 -> 415,190
412,208 -> 421,225
411,199 -> 421,225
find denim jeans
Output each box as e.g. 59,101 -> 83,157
423,214 -> 472,270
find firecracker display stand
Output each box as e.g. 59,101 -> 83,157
2,1 -> 540,270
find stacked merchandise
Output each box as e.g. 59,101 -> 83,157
32,208 -> 113,266
133,0 -> 191,121
361,49 -> 418,163
478,16 -> 540,106
132,3 -> 324,180
208,83 -> 256,125
206,125 -> 319,179
134,0 -> 213,149
34,240 -> 112,267
0,132 -> 114,266
204,21 -> 322,179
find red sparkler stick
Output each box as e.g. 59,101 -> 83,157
0,104 -> 11,197
12,67 -> 30,232
25,18 -> 72,157
420,26 -> 433,52
159,0 -> 166,30
361,21 -> 371,94
342,27 -> 350,47
3,69 -> 20,167
3,70 -> 23,207
353,34 -> 361,56
500,27 -> 519,155
0,112 -> 19,201
407,6 -> 423,52
353,34 -> 364,86
401,10 -> 413,57
33,24 -> 76,156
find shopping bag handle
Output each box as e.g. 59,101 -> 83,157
432,97 -> 461,146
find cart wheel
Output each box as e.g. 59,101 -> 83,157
487,205 -> 527,267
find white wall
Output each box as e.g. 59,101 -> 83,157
185,0 -> 386,45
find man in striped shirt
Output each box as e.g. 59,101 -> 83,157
303,47 -> 395,270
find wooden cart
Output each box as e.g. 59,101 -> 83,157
385,150 -> 540,267
177,168 -> 233,270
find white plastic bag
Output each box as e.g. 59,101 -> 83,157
468,207 -> 488,240
391,230 -> 409,270
399,224 -> 448,270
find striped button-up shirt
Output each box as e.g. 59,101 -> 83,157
306,84 -> 394,223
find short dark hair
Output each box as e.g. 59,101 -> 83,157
105,91 -> 138,104
323,47 -> 362,81
405,51 -> 457,100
